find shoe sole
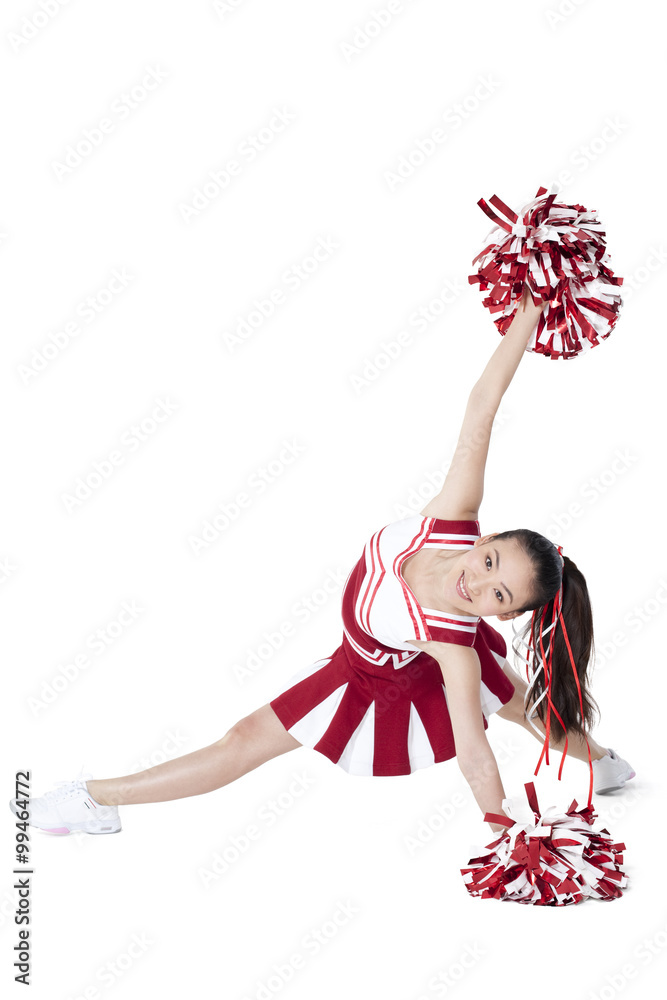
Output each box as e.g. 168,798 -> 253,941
595,768 -> 636,795
38,821 -> 122,835
10,799 -> 121,835
39,826 -> 122,835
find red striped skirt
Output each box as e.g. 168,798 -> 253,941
269,625 -> 516,777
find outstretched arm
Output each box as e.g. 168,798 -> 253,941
420,288 -> 547,521
411,641 -> 511,832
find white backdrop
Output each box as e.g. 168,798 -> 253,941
2,1 -> 666,998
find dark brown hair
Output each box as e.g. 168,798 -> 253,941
491,529 -> 600,742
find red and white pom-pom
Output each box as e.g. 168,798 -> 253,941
468,184 -> 623,360
460,782 -> 627,906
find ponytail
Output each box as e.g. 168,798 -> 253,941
516,555 -> 600,743
491,530 -> 600,743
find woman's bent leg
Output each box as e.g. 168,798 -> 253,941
495,667 -> 608,762
86,705 -> 301,806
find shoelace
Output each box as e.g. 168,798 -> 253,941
44,764 -> 92,803
44,781 -> 86,803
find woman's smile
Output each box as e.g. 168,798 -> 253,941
456,571 -> 473,603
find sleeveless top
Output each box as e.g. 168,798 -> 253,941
341,514 -> 482,673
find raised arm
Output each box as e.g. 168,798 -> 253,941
420,288 -> 547,521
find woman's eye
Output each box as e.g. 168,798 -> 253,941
495,590 -> 503,601
486,556 -> 491,569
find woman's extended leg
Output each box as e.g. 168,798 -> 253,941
86,704 -> 301,806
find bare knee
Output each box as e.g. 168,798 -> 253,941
222,711 -> 259,741
217,705 -> 300,756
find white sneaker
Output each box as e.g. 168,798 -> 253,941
8,772 -> 121,835
592,748 -> 636,794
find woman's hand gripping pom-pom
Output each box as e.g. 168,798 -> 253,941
468,184 -> 624,359
460,782 -> 628,905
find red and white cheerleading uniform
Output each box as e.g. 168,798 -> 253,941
269,514 -> 516,776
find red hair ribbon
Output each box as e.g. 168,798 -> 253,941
523,545 -> 594,809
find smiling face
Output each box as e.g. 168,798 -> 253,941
447,535 -> 536,620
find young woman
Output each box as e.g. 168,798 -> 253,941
12,288 -> 635,838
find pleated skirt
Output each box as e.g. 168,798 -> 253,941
269,635 -> 516,777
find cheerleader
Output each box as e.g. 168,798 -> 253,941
11,287 -> 634,838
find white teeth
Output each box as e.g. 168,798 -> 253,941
459,573 -> 470,601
